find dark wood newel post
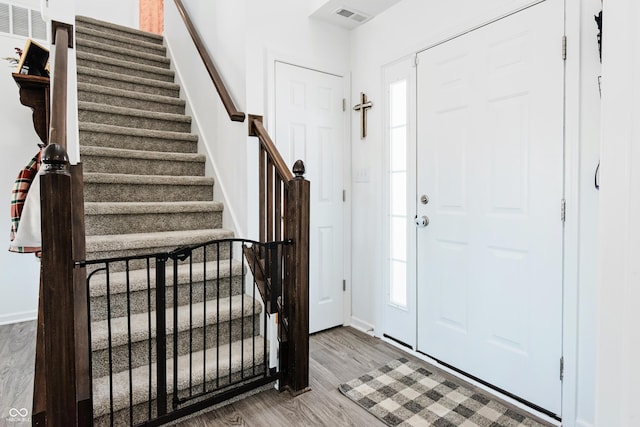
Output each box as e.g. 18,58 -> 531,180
39,144 -> 78,425
33,20 -> 91,426
285,160 -> 310,394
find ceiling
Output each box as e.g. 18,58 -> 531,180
309,0 -> 403,30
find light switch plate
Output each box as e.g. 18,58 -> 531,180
354,168 -> 370,183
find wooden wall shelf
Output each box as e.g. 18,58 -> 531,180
12,73 -> 50,145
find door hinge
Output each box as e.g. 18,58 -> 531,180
343,189 -> 346,202
343,280 -> 346,291
413,55 -> 419,67
561,199 -> 566,223
342,98 -> 346,112
562,35 -> 567,60
560,356 -> 564,380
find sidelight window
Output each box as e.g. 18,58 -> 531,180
388,79 -> 408,308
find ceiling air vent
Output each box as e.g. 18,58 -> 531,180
12,5 -> 28,37
0,2 -> 48,40
335,7 -> 370,24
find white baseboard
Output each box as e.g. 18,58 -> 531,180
575,419 -> 595,427
349,316 -> 374,336
0,310 -> 37,326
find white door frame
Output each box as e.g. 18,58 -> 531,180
265,52 -> 352,330
376,1 -> 591,423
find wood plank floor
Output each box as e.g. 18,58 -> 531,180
0,322 -> 393,426
179,326 -> 400,426
0,321 -> 36,425
0,322 -> 554,426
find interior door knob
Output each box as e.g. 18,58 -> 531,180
415,215 -> 429,228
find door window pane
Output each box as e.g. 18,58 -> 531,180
390,172 -> 407,216
391,217 -> 407,260
390,80 -> 407,127
390,261 -> 407,307
390,127 -> 407,171
388,78 -> 408,309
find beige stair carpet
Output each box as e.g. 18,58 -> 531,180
74,14 -> 269,425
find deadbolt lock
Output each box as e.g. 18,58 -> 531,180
420,194 -> 429,205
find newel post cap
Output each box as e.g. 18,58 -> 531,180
293,160 -> 306,178
42,143 -> 69,174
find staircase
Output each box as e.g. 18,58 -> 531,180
74,16 -> 270,425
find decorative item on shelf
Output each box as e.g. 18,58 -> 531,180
2,47 -> 23,68
15,39 -> 50,77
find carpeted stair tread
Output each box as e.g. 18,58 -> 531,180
76,15 -> 163,45
77,66 -> 180,97
79,102 -> 191,133
86,229 -> 234,254
90,295 -> 262,378
92,337 -> 266,417
76,37 -> 170,68
81,150 -> 205,176
84,200 -> 222,235
91,294 -> 261,351
85,201 -> 221,216
78,83 -> 185,113
76,25 -> 166,56
83,172 -> 212,186
80,146 -> 204,163
88,260 -> 244,322
79,122 -> 198,153
77,51 -> 175,83
83,174 -> 214,203
88,258 -> 242,298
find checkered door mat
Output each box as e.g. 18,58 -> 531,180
338,358 -> 549,427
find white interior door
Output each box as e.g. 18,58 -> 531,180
275,62 -> 345,334
416,0 -> 564,415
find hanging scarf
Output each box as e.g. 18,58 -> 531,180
9,151 -> 42,253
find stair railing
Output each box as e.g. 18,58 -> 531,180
248,117 -> 310,394
33,21 -> 93,425
174,0 -> 310,394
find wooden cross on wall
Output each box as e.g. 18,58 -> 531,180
353,92 -> 373,139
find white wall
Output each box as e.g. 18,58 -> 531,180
595,0 -> 640,425
349,0 -> 601,425
164,0 -> 248,237
0,2 -> 47,324
164,0 -> 350,239
74,0 -> 139,29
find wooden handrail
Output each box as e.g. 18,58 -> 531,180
173,0 -> 246,122
249,116 -> 294,182
33,21 -> 92,426
49,22 -> 73,148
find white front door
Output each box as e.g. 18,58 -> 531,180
416,0 -> 564,415
275,62 -> 345,334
